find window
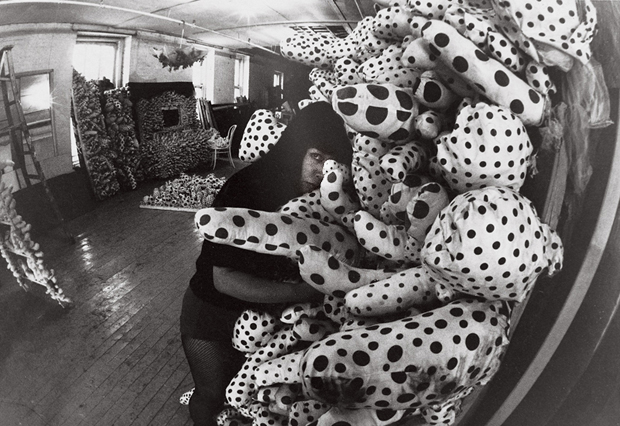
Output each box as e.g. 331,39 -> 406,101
273,71 -> 284,91
234,55 -> 250,102
193,49 -> 215,100
71,33 -> 130,166
72,34 -> 129,86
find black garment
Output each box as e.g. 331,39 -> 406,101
180,102 -> 352,425
186,101 -> 354,324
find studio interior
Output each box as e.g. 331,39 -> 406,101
0,1 -> 619,426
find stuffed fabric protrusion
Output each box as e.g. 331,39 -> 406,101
525,61 -> 557,96
414,110 -> 446,140
353,210 -> 421,265
289,400 -> 331,426
226,325 -> 297,412
489,0 -> 597,70
345,266 -> 438,317
372,6 -> 415,40
380,175 -> 432,226
232,310 -> 282,353
280,30 -> 336,69
422,186 -> 564,303
421,20 -> 547,126
358,44 -> 408,83
406,181 -> 451,242
334,57 -> 364,85
319,160 -> 360,227
281,302 -> 326,325
239,109 -> 287,163
300,298 -> 510,410
298,245 -> 396,298
195,208 -> 361,265
278,190 -> 331,223
435,102 -> 533,192
410,0 -> 494,21
216,406 -> 252,426
332,83 -> 419,142
254,350 -> 305,388
402,37 -> 437,70
309,85 -> 330,102
413,71 -> 459,111
380,140 -> 429,183
487,31 -> 527,74
256,384 -> 301,416
308,406 -> 408,426
352,151 -> 393,216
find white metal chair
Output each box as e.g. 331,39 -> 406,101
209,124 -> 237,169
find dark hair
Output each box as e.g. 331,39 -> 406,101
214,102 -> 352,211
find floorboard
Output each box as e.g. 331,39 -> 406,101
0,162 -> 244,426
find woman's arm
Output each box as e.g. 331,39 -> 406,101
213,266 -> 324,304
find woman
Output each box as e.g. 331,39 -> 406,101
180,102 -> 353,426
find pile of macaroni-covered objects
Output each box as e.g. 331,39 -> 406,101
195,1 -> 598,425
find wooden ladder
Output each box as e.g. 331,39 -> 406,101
0,45 -> 73,242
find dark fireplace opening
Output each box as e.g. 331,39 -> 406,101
162,107 -> 180,127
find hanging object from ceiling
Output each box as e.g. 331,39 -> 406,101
152,21 -> 208,71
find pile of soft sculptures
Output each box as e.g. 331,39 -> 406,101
195,1 -> 597,425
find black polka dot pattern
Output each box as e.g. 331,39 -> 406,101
279,189 -> 333,223
298,245 -> 394,298
232,309 -> 282,353
402,37 -> 438,71
422,187 -> 564,302
300,298 -> 510,410
194,207 -> 361,264
225,324 -> 298,411
319,160 -> 360,229
239,109 -> 286,163
372,6 -> 416,41
334,57 -> 364,86
353,210 -> 418,265
435,102 -> 533,192
379,140 -> 428,183
525,60 -> 556,96
491,0 -> 597,67
414,110 -> 445,140
421,20 -> 546,126
345,266 -> 438,317
413,72 -> 458,110
379,175 -> 431,226
352,145 -> 393,216
406,182 -> 450,243
288,400 -> 330,425
332,83 -> 419,143
487,31 -> 527,74
280,29 -> 336,69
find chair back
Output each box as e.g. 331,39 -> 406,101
226,124 -> 237,143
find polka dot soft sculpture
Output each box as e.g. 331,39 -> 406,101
435,101 -> 533,192
332,83 -> 419,142
423,186 -> 564,303
279,298 -> 511,426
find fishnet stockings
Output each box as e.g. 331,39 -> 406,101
181,335 -> 245,426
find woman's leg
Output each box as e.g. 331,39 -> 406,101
181,335 -> 245,426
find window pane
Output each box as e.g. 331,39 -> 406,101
73,43 -> 117,84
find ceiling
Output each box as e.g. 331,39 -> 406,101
0,0 -> 378,52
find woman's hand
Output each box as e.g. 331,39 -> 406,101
213,266 -> 324,304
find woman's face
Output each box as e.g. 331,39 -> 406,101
299,148 -> 335,193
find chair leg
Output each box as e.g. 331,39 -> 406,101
212,149 -> 217,170
228,147 -> 235,168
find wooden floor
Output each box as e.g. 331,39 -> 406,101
0,161 -> 243,426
